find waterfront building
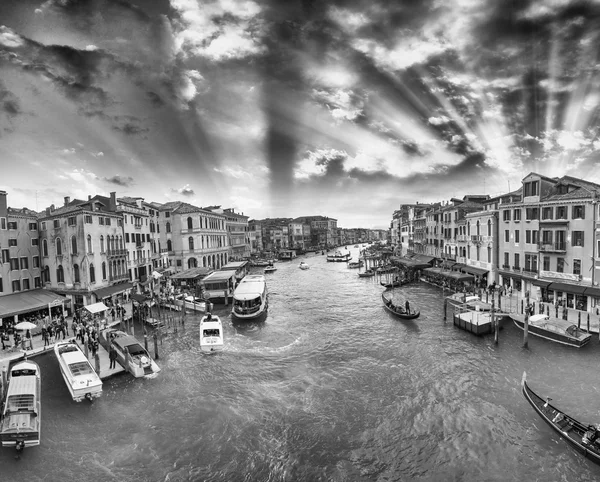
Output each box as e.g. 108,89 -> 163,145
37,194 -> 130,311
412,206 -> 429,255
248,220 -> 263,254
156,201 -> 229,272
204,207 -> 250,260
288,221 -> 305,250
0,191 -> 43,298
424,204 -> 443,257
294,216 -> 337,247
497,173 -> 600,312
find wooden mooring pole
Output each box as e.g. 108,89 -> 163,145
153,331 -> 159,360
493,289 -> 498,345
523,291 -> 530,348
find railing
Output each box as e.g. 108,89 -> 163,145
512,266 -> 521,271
502,264 -> 510,269
107,249 -> 127,256
457,235 -> 468,242
522,267 -> 538,274
109,273 -> 129,282
538,242 -> 566,252
471,235 -> 482,243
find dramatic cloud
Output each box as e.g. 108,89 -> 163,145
102,175 -> 134,187
172,184 -> 195,196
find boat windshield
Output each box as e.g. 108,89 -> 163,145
126,344 -> 147,356
11,369 -> 36,377
202,329 -> 220,337
234,296 -> 261,308
6,394 -> 35,413
69,362 -> 94,376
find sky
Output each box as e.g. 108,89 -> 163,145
1,0 -> 600,229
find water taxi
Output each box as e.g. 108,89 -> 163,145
299,261 -> 310,270
0,359 -> 41,451
54,342 -> 102,402
264,264 -> 277,273
101,329 -> 161,378
512,313 -> 591,348
231,274 -> 268,320
175,294 -> 206,312
326,250 -> 351,262
199,314 -> 224,353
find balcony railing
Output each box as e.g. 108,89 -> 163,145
471,235 -> 482,244
538,242 -> 566,253
107,249 -> 127,257
109,273 -> 129,282
502,264 -> 510,269
522,267 -> 538,274
457,235 -> 468,242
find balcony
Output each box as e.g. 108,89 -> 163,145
512,266 -> 521,272
110,273 -> 130,282
502,264 -> 510,269
522,267 -> 538,275
107,249 -> 127,257
539,218 -> 569,226
471,235 -> 482,244
129,258 -> 147,267
538,242 -> 566,253
457,235 -> 468,242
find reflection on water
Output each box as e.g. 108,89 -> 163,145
3,246 -> 600,481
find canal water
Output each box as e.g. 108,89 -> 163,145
3,246 -> 600,481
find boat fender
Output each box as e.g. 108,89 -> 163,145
15,441 -> 25,452
85,393 -> 93,402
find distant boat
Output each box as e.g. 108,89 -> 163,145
0,359 -> 41,451
199,314 -> 224,353
522,371 -> 600,466
358,269 -> 375,278
264,265 -> 277,273
54,341 -> 102,402
299,261 -> 310,270
380,278 -> 408,289
348,261 -> 364,269
327,250 -> 351,262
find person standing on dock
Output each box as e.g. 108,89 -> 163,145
405,300 -> 410,314
109,345 -> 117,369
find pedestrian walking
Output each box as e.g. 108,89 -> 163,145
1,330 -> 7,350
47,325 -> 54,344
109,344 -> 117,369
25,329 -> 32,350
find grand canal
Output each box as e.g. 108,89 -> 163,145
3,245 -> 600,481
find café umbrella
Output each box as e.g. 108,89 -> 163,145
14,321 -> 38,331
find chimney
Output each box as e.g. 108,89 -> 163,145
0,190 -> 7,217
64,196 -> 70,206
46,207 -> 50,216
88,195 -> 91,201
109,191 -> 116,212
50,204 -> 55,212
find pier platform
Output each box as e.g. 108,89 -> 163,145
74,336 -> 125,379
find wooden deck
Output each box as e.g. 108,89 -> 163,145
73,337 -> 125,380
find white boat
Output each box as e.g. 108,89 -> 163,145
175,294 -> 206,312
231,274 -> 268,320
101,329 -> 161,378
54,342 -> 102,402
264,265 -> 277,273
299,261 -> 310,270
199,314 -> 224,353
326,250 -> 351,262
0,359 -> 41,451
513,313 -> 591,348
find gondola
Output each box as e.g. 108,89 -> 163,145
381,293 -> 420,319
521,371 -> 600,466
380,279 -> 407,289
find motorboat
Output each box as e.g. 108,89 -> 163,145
326,250 -> 351,262
358,269 -> 375,278
376,265 -> 398,274
231,275 -> 268,320
381,293 -> 420,319
348,261 -> 364,269
299,261 -> 310,270
512,313 -> 591,348
264,265 -> 277,273
54,342 -> 102,402
175,294 -> 206,313
199,314 -> 224,353
380,278 -> 408,288
522,372 -> 600,466
0,359 -> 41,451
101,329 -> 161,378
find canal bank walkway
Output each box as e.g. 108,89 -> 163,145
0,301 -> 134,370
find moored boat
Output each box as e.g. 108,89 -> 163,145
380,278 -> 407,288
376,265 -> 398,274
512,314 -> 591,348
100,329 -> 161,378
264,265 -> 277,273
521,371 -> 600,466
54,342 -> 102,402
381,293 -> 420,319
0,359 -> 41,451
175,294 -> 206,313
326,250 -> 351,262
358,269 -> 375,278
231,275 -> 268,320
199,314 -> 224,353
348,261 -> 364,269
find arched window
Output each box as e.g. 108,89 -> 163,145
187,217 -> 193,229
73,264 -> 80,282
487,219 -> 492,236
42,239 -> 48,257
467,222 -> 470,237
71,235 -> 78,255
102,262 -> 106,280
90,264 -> 95,283
166,222 -> 171,233
188,257 -> 197,268
100,235 -> 104,253
87,235 -> 92,253
203,256 -> 207,267
476,221 -> 480,236
57,265 -> 64,283
56,238 -> 62,256
188,236 -> 194,250
167,239 -> 172,251
43,266 -> 50,283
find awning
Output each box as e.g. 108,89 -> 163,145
439,261 -> 456,269
584,287 -> 600,298
151,270 -> 163,279
548,282 -> 587,295
131,293 -> 147,304
84,302 -> 108,314
461,266 -> 488,276
93,282 -> 133,300
532,279 -> 552,288
0,289 -> 69,319
451,263 -> 466,271
415,254 -> 436,264
445,271 -> 474,282
498,270 -> 523,280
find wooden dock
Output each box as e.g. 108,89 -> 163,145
73,337 -> 125,380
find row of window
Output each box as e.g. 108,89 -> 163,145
0,277 -> 42,293
1,254 -> 40,270
503,230 -> 585,247
503,253 -> 582,275
0,219 -> 38,230
41,235 -> 124,257
41,216 -> 123,229
42,260 -> 127,285
502,205 -> 585,221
